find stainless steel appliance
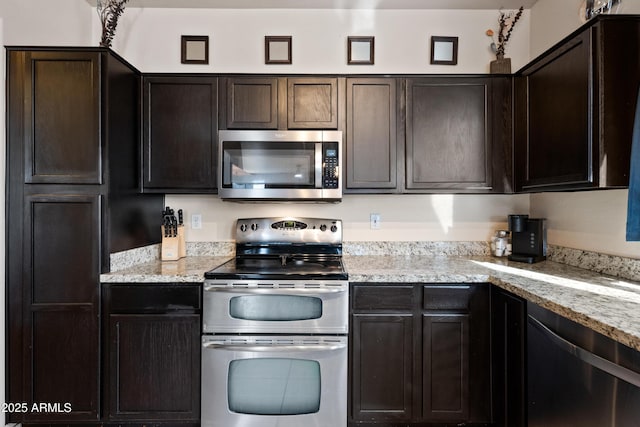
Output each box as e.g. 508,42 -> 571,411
528,303 -> 640,427
201,217 -> 348,427
507,214 -> 547,263
218,130 -> 342,201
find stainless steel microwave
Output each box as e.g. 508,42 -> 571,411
218,130 -> 342,201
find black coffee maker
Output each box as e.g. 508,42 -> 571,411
507,214 -> 547,263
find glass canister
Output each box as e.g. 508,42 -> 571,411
491,230 -> 511,257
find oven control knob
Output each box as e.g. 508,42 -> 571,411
331,225 -> 338,233
320,224 -> 327,232
251,223 -> 259,231
240,224 -> 248,232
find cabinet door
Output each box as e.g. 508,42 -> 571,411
406,78 -> 492,191
422,284 -> 491,423
288,77 -> 338,129
21,194 -> 101,422
108,313 -> 201,421
515,30 -> 592,190
351,313 -> 414,422
492,287 -> 526,427
422,313 -> 470,422
346,78 -> 399,191
21,51 -> 102,184
225,77 -> 280,129
143,76 -> 218,192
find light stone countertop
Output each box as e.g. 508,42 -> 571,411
346,255 -> 640,352
100,254 -> 640,352
100,256 -> 232,283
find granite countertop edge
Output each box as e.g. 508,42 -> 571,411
100,254 -> 640,352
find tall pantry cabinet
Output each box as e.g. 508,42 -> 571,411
6,47 -> 162,424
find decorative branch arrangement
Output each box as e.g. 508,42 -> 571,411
486,6 -> 524,59
97,0 -> 130,48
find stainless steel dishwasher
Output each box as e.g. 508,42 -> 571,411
527,303 -> 640,427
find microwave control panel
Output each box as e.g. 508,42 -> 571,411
323,142 -> 339,189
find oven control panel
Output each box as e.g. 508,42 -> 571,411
236,217 -> 342,244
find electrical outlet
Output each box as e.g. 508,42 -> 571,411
370,213 -> 381,230
191,214 -> 202,229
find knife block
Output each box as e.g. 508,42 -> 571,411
161,225 -> 180,261
177,224 -> 186,258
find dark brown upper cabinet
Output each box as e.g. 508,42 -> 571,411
405,77 -> 505,193
224,77 -> 280,129
287,77 -> 338,129
221,76 -> 340,130
345,78 -> 400,192
21,51 -> 102,184
143,76 -> 218,193
515,16 -> 640,192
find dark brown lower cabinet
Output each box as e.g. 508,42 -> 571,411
492,288 -> 527,427
422,314 -> 470,421
103,284 -> 201,425
350,283 -> 491,427
351,313 -> 414,422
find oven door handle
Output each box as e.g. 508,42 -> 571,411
202,342 -> 347,352
203,285 -> 346,294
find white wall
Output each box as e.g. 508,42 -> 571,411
108,8 -> 530,74
530,191 -> 640,258
2,0 -> 93,46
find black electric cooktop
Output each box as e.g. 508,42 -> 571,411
204,255 -> 348,281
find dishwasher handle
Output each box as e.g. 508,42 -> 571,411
529,315 -> 640,388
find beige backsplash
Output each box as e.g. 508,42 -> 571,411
165,193 -> 531,243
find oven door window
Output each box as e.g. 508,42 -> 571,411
221,141 -> 317,189
228,358 -> 321,415
229,295 -> 322,321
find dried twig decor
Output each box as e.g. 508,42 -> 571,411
97,0 -> 130,48
486,6 -> 524,59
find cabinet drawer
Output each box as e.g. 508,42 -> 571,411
352,285 -> 414,311
107,284 -> 201,313
423,285 -> 472,311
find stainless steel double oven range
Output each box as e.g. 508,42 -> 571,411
201,217 -> 348,427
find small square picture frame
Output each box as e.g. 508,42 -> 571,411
348,36 -> 375,65
265,36 -> 292,64
181,35 -> 209,65
430,36 -> 458,66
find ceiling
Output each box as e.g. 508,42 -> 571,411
86,0 -> 538,9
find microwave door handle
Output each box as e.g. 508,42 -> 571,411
203,285 -> 345,294
315,144 -> 323,188
202,342 -> 347,352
